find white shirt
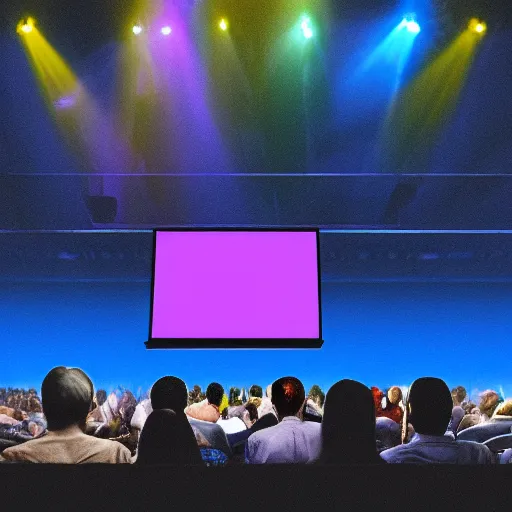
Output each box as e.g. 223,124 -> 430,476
246,416 -> 321,464
217,417 -> 247,435
380,433 -> 494,464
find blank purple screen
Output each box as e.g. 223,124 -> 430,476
151,231 -> 320,339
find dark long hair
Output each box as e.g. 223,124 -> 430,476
318,379 -> 382,464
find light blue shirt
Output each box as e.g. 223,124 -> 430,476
380,433 -> 494,464
246,416 -> 321,464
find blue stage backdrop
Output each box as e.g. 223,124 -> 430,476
2,280 -> 511,398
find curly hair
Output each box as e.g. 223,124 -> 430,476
479,390 -> 502,418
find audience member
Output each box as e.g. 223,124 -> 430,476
185,382 -> 223,423
316,379 -> 383,464
136,408 -> 203,465
257,384 -> 276,419
380,377 -> 493,464
0,367 -> 131,463
451,386 -> 468,408
246,376 -> 321,464
217,405 -> 247,434
379,386 -> 404,425
478,390 -> 502,421
193,425 -> 228,466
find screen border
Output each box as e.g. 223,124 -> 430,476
145,227 -> 323,349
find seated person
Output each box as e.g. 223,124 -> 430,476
227,410 -> 278,453
257,384 -> 277,419
0,366 -> 131,463
132,375 -> 198,462
316,379 -> 384,464
379,386 -> 404,425
136,408 -> 203,465
185,382 -> 223,423
246,376 -> 321,464
380,377 -> 494,464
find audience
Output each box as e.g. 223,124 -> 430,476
316,379 -> 383,464
246,376 -> 321,464
0,367 -> 131,463
1,370 -> 509,467
380,377 -> 493,464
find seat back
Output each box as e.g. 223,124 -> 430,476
483,433 -> 512,453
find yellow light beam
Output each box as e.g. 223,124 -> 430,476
384,28 -> 483,167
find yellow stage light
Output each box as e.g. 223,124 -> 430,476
17,17 -> 35,35
469,18 -> 487,34
219,18 -> 228,31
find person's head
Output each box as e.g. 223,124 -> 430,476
371,387 -> 384,415
206,382 -> 224,408
228,387 -> 241,406
319,379 -> 379,463
150,376 -> 188,412
308,385 -> 326,408
387,386 -> 402,407
451,386 -> 467,407
96,389 -> 107,407
478,390 -> 501,418
41,366 -> 94,431
119,390 -> 137,423
493,399 -> 512,417
463,401 -> 477,414
249,385 -> 263,398
457,413 -> 481,433
245,402 -> 258,425
136,409 -> 203,465
271,377 -> 305,420
405,377 -> 452,436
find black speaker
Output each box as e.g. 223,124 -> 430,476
85,195 -> 118,223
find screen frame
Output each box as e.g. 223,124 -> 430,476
145,227 -> 323,349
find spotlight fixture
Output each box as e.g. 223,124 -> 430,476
219,18 -> 228,31
132,25 -> 143,35
161,26 -> 172,36
17,17 -> 35,35
301,17 -> 313,39
469,18 -> 487,34
402,14 -> 421,34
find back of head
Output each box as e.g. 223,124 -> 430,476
136,409 -> 203,465
387,386 -> 402,406
451,386 -> 467,406
271,377 -> 305,419
150,376 -> 188,412
479,390 -> 501,418
249,385 -> 263,398
245,402 -> 258,423
407,377 -> 452,436
206,382 -> 224,407
41,366 -> 93,431
320,379 -> 379,463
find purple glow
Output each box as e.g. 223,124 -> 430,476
151,231 -> 320,339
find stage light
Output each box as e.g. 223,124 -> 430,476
301,17 -> 313,39
469,18 -> 487,34
219,18 -> 228,31
161,26 -> 172,36
17,17 -> 35,35
401,14 -> 420,34
132,25 -> 143,35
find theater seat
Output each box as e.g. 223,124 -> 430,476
483,433 -> 512,453
457,420 -> 512,443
